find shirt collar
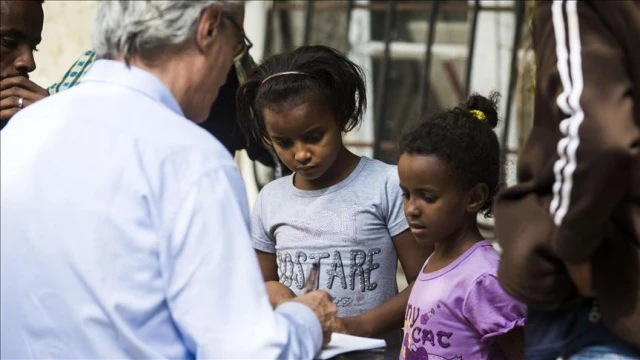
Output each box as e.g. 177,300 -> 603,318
81,59 -> 184,117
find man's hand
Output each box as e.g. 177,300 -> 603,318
0,76 -> 48,122
565,261 -> 597,298
290,290 -> 338,347
265,280 -> 296,308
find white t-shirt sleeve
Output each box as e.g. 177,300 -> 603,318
251,188 -> 277,253
381,167 -> 410,237
159,166 -> 321,358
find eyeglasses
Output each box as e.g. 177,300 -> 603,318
223,12 -> 253,63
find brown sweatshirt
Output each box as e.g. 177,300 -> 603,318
494,0 -> 640,347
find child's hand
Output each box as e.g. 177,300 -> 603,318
334,316 -> 367,337
291,290 -> 338,347
265,280 -> 296,308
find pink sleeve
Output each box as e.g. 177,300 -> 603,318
462,273 -> 526,341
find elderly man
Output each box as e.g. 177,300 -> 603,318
0,1 -> 337,359
0,0 -> 49,127
48,49 -> 283,171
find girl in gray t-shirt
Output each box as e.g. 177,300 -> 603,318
236,45 -> 433,344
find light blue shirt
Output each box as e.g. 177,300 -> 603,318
1,60 -> 322,359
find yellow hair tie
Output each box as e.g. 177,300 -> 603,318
469,109 -> 487,122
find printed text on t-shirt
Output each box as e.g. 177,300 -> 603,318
276,248 -> 381,293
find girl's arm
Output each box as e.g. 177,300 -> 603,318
394,229 -> 434,284
336,230 -> 433,337
257,250 -> 279,281
495,327 -> 525,359
257,250 -> 296,308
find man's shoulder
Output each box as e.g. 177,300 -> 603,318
86,81 -> 226,153
17,83 -> 233,169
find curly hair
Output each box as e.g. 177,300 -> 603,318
400,92 -> 503,217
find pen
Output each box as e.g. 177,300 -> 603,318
303,263 -> 319,294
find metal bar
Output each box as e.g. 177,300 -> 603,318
344,140 -> 404,150
464,0 -> 480,96
303,0 -> 315,45
345,0 -> 355,51
442,60 -> 466,101
263,5 -> 275,58
501,1 -> 525,150
279,6 -> 294,51
418,0 -> 440,115
345,140 -> 523,154
373,0 -> 397,159
273,1 -> 514,13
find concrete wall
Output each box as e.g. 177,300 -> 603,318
31,1 -> 98,89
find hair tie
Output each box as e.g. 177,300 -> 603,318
469,109 -> 487,122
261,71 -> 312,86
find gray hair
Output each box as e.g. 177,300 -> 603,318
93,0 -> 241,64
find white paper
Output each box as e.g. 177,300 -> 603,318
315,333 -> 386,359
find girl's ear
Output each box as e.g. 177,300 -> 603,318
466,183 -> 488,213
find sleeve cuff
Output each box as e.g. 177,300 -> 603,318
252,240 -> 276,254
275,302 -> 323,354
480,318 -> 525,342
388,222 -> 409,238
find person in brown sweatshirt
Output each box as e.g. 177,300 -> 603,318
493,0 -> 640,358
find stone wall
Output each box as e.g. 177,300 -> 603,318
31,1 -> 98,88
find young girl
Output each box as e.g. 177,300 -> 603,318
237,45 -> 433,345
398,93 -> 525,359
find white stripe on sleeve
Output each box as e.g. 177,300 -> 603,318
549,0 -> 586,226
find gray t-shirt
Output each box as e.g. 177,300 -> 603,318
252,156 -> 409,317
